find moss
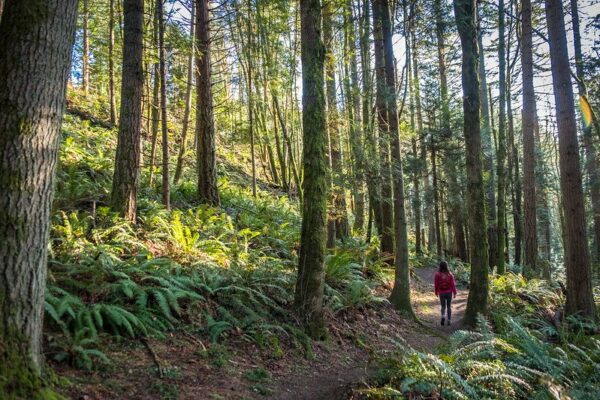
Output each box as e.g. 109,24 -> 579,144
0,330 -> 66,400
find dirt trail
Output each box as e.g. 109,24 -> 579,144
266,267 -> 469,400
413,267 -> 468,334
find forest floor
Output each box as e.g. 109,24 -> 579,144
58,267 -> 467,400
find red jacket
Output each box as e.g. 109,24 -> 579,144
434,271 -> 457,296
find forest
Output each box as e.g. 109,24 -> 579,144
0,0 -> 600,398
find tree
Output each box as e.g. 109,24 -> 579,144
108,0 -> 117,125
376,0 -> 413,314
477,9 -> 497,271
111,0 -> 145,221
545,0 -> 595,318
294,0 -> 328,338
174,0 -> 196,184
158,0 -> 170,209
0,0 -> 77,380
343,0 -> 366,232
453,0 -> 489,325
521,0 -> 538,272
373,0 -> 394,260
570,0 -> 600,262
324,1 -> 349,247
496,0 -> 507,273
196,0 -> 220,205
435,0 -> 467,261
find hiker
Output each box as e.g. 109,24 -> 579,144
434,260 -> 457,326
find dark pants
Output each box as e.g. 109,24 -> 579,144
439,293 -> 452,319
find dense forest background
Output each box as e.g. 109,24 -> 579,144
1,0 -> 600,398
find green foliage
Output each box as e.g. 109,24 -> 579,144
365,274 -> 600,399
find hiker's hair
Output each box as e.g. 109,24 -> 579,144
438,260 -> 449,273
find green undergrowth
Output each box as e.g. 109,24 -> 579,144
45,112 -> 387,371
362,273 -> 600,399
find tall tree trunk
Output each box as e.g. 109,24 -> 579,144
409,6 -> 432,255
453,0 -> 489,326
360,0 -> 383,242
477,13 -> 497,271
174,1 -> 195,185
521,0 -> 538,272
545,0 -> 595,318
324,4 -> 349,247
109,0 -> 117,125
196,0 -> 219,205
375,0 -> 413,314
149,5 -> 160,186
570,0 -> 600,263
0,0 -> 77,377
405,2 -> 421,256
496,0 -> 507,273
506,0 -> 522,265
294,0 -> 328,338
111,0 -> 144,221
435,0 -> 466,260
82,0 -> 90,93
158,0 -> 170,209
344,0 -> 366,232
372,0 -> 394,260
431,139 -> 443,257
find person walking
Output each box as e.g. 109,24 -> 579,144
434,260 -> 457,325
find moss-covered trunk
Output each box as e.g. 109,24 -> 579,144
0,0 -> 77,380
294,0 -> 328,338
324,3 -> 349,247
375,0 -> 413,314
372,0 -> 394,260
453,0 -> 489,326
496,0 -> 507,273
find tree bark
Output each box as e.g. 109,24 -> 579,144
0,0 -> 77,374
570,0 -> 600,263
521,0 -> 538,272
375,0 -> 413,314
344,0 -> 366,232
360,0 -> 384,242
174,0 -> 195,185
431,139 -> 443,257
158,0 -> 170,209
372,0 -> 394,260
109,0 -> 117,125
545,0 -> 595,318
294,0 -> 328,338
434,0 -> 465,261
324,4 -> 349,247
453,0 -> 489,326
496,0 -> 507,273
149,4 -> 160,186
477,13 -> 497,271
111,0 -> 144,221
196,0 -> 219,205
506,0 -> 522,265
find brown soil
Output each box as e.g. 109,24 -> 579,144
56,267 -> 466,400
